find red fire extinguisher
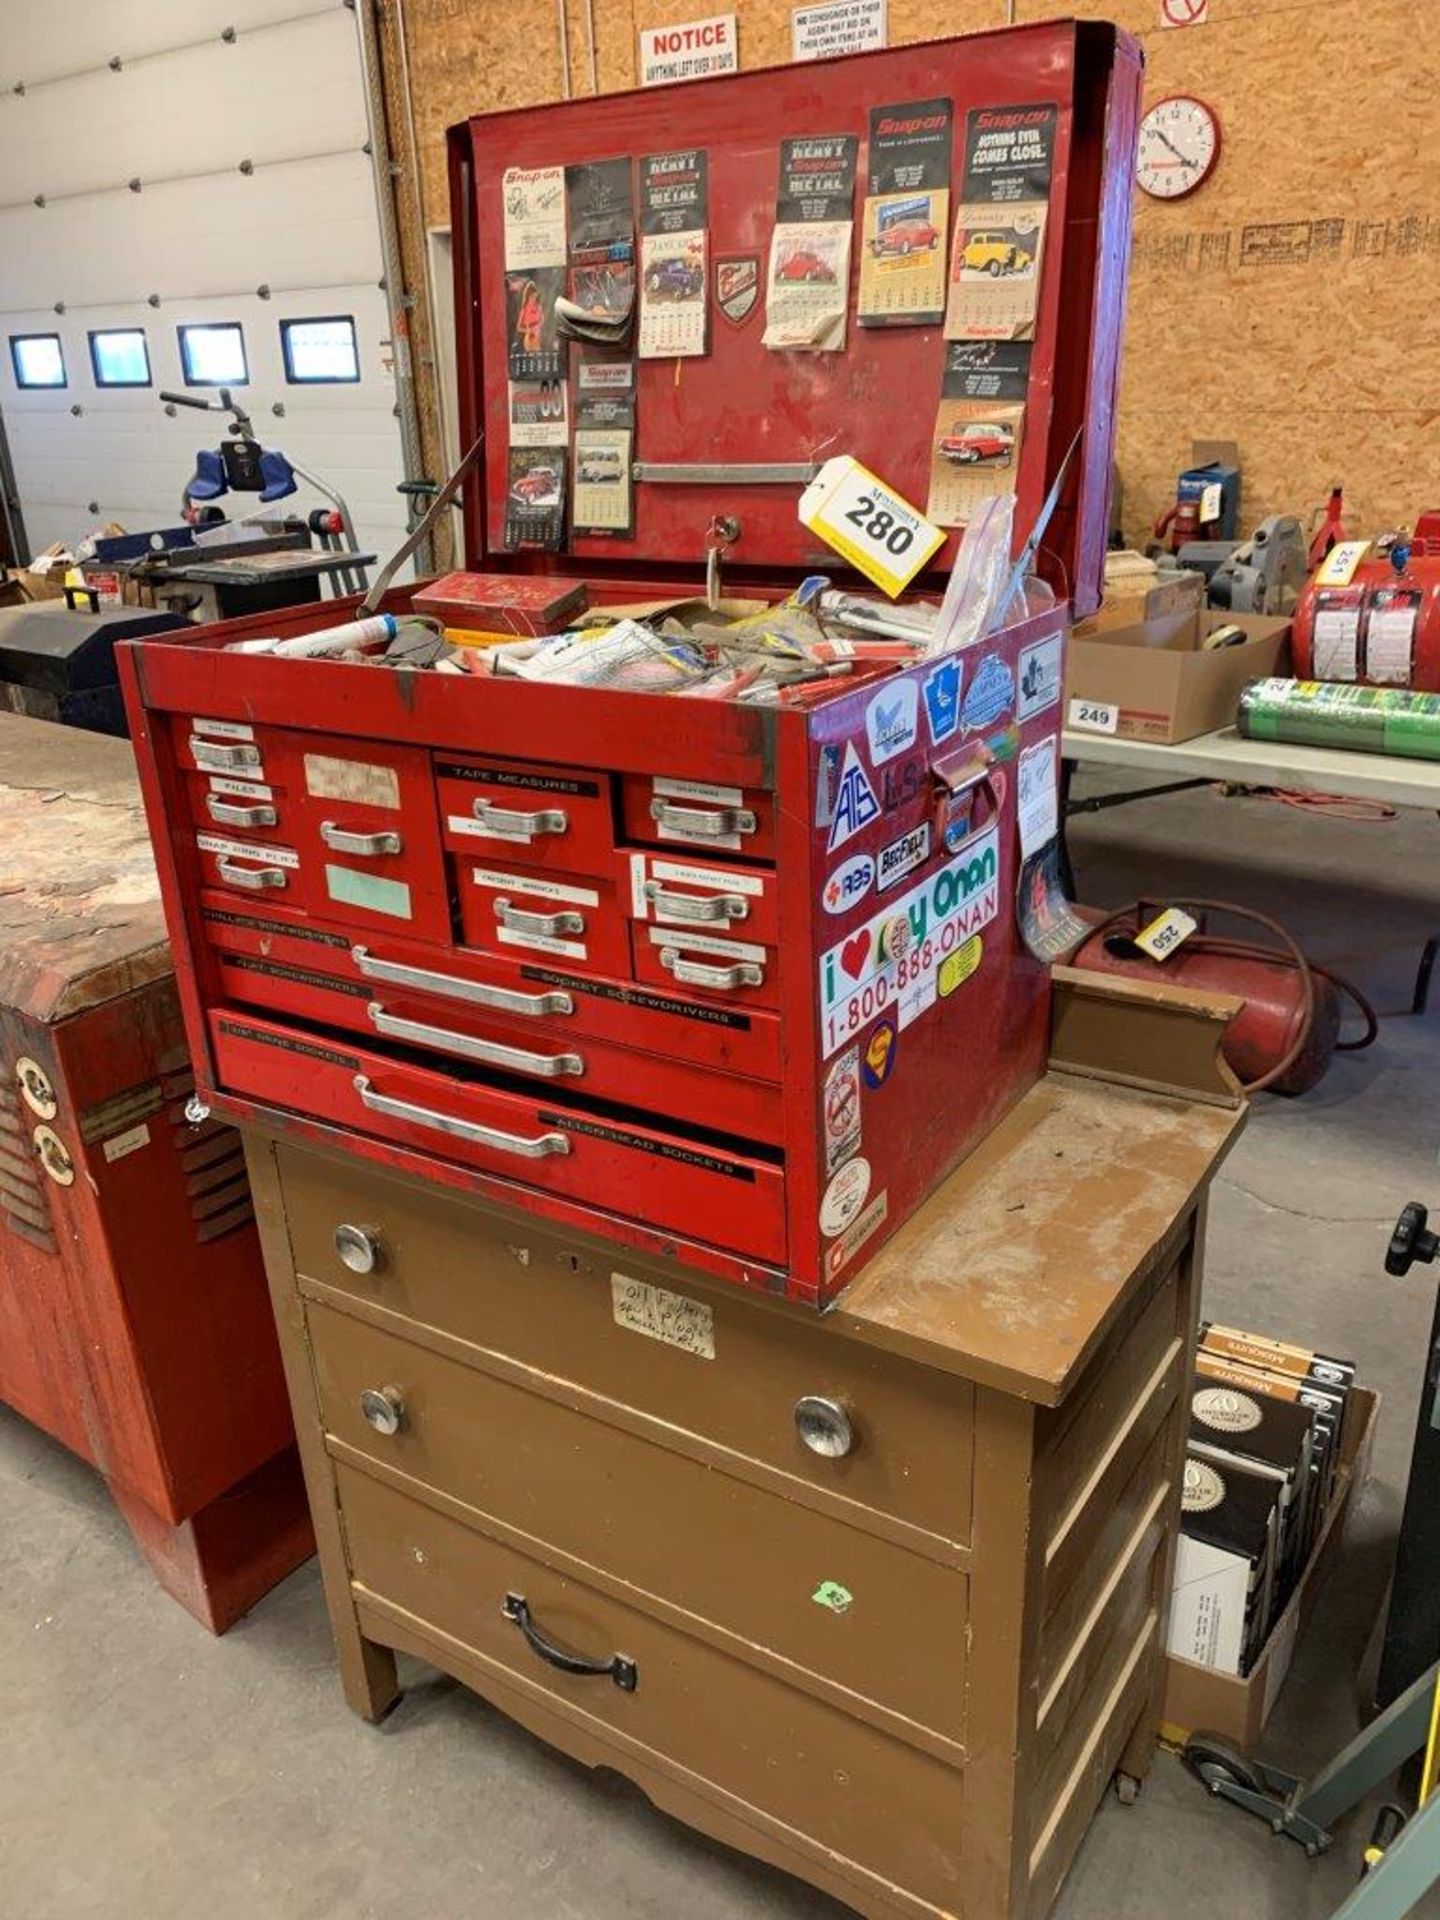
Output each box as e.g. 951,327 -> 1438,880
1071,900 -> 1377,1094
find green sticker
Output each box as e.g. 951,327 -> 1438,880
812,1580 -> 853,1615
325,863 -> 413,920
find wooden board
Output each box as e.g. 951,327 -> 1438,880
379,0 -> 1437,554
0,712 -> 168,1022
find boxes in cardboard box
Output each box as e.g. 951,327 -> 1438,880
1067,607 -> 1292,744
1099,552 -> 1207,624
1161,1384 -> 1377,1751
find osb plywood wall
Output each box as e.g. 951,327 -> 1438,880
379,0 -> 1439,557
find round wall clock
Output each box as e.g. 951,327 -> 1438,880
1136,95 -> 1222,200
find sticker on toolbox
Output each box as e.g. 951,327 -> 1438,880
197,833 -> 299,868
922,658 -> 962,743
519,964 -> 754,1029
826,741 -> 881,853
1016,736 -> 1058,857
862,1015 -> 898,1087
217,1018 -> 360,1070
811,1581 -> 854,1614
654,775 -> 745,807
823,1045 -> 862,1173
645,925 -> 765,963
326,866 -> 413,920
102,1122 -> 151,1164
876,822 -> 930,893
191,718 -> 255,741
438,761 -> 601,796
938,934 -> 983,994
472,866 -> 601,907
209,776 -> 275,801
1017,632 -> 1062,720
226,954 -> 370,996
822,851 -> 875,916
820,1155 -> 872,1237
202,907 -> 348,949
611,1273 -> 716,1358
826,1190 -> 888,1274
304,753 -> 402,810
819,824 -> 1000,1056
960,654 -> 1015,732
865,679 -> 919,764
498,926 -> 588,960
538,1109 -> 757,1179
629,853 -> 766,920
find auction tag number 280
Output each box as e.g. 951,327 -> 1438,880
799,455 -> 945,599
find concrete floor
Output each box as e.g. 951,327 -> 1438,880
5,767 -> 1440,1920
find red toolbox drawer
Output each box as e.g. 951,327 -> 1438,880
210,946 -> 783,1144
210,1010 -> 787,1265
437,752 -> 616,873
456,858 -> 631,976
620,772 -> 776,860
174,714 -> 282,781
623,849 -> 780,947
631,924 -> 778,1013
188,771 -> 288,837
198,895 -> 784,1084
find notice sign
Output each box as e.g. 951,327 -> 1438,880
639,14 -> 738,86
792,0 -> 886,60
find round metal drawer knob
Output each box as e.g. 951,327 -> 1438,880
334,1223 -> 384,1275
359,1386 -> 405,1436
793,1395 -> 855,1459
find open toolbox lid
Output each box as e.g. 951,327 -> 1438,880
446,18 -> 1140,615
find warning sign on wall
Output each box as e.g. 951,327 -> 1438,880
1159,0 -> 1210,25
639,14 -> 739,85
792,0 -> 887,62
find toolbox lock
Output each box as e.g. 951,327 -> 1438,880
793,1395 -> 856,1460
649,799 -> 757,841
471,798 -> 569,841
643,880 -> 748,925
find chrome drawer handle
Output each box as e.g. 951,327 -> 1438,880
353,1074 -> 570,1158
207,795 -> 277,829
351,947 -> 573,1018
659,949 -> 762,991
794,1396 -> 855,1459
191,738 -> 261,772
217,857 -> 286,890
321,822 -> 402,857
643,880 -> 748,924
649,799 -> 757,839
334,1223 -> 384,1274
502,1592 -> 637,1692
494,897 -> 585,939
366,1003 -> 584,1078
473,797 -> 568,839
359,1385 -> 404,1435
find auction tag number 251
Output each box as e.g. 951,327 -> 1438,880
799,455 -> 945,599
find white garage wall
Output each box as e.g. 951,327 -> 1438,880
0,0 -> 409,570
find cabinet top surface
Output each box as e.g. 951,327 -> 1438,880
833,1073 -> 1244,1403
0,712 -> 169,1024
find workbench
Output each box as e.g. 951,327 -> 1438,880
246,971 -> 1244,1920
0,712 -> 311,1629
1063,723 -> 1440,812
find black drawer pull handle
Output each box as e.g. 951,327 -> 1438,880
502,1592 -> 637,1692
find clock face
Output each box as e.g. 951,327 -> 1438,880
1136,95 -> 1221,200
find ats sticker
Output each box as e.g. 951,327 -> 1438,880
876,822 -> 930,893
826,740 -> 881,852
865,679 -> 919,764
822,851 -> 875,915
1017,632 -> 1062,720
862,1015 -> 897,1087
823,1046 -> 862,1172
819,824 -> 1000,1056
820,1156 -> 872,1237
961,653 -> 1015,733
715,254 -> 760,325
922,657 -> 962,743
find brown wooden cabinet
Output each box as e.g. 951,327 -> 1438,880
245,987 -> 1243,1920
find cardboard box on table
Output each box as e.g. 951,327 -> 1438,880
1067,606 -> 1292,744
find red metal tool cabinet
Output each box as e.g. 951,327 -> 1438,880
119,21 -> 1140,1308
0,714 -> 312,1631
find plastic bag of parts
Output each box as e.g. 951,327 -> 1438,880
923,493 -> 1018,658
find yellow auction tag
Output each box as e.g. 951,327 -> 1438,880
799,455 -> 945,599
1314,539 -> 1370,588
1135,906 -> 1198,962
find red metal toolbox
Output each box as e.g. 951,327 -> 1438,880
119,21 -> 1139,1307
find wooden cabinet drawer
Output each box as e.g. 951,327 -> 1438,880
337,1462 -> 967,1913
313,1303 -> 966,1744
277,1143 -> 975,1551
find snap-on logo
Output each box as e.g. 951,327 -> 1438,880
875,115 -> 947,136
